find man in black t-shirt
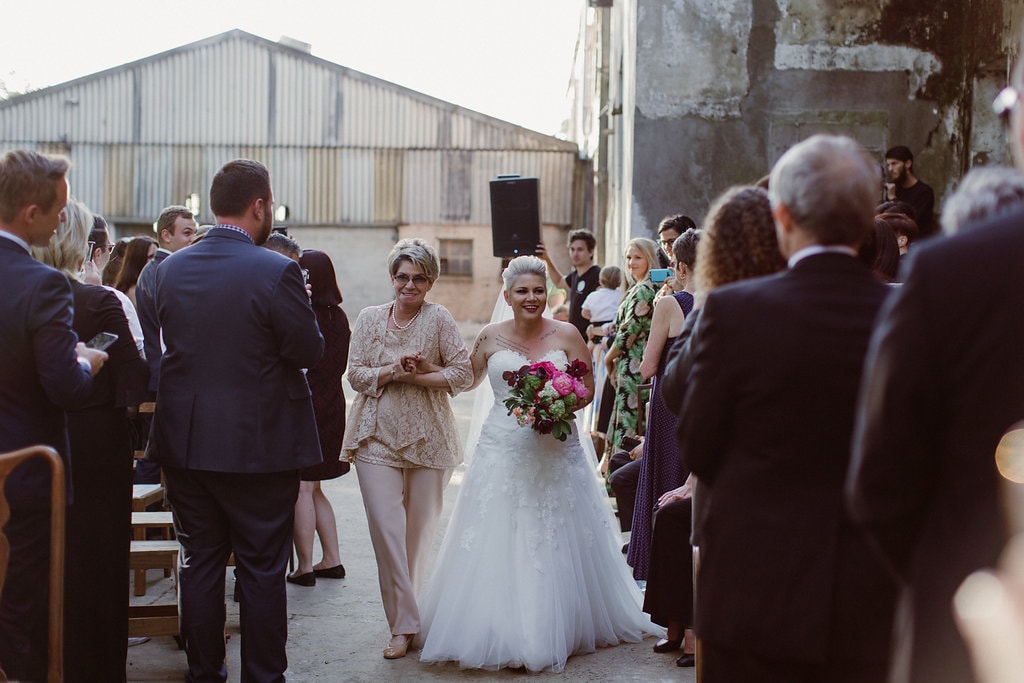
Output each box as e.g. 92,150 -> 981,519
885,145 -> 936,238
537,229 -> 601,340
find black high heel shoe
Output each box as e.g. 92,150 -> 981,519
653,638 -> 682,653
676,652 -> 696,667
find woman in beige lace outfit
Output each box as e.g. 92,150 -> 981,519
343,238 -> 473,660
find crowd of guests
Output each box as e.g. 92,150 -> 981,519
6,74 -> 1024,681
0,155 -> 356,681
533,130 -> 1024,681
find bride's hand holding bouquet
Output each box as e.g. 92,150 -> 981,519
502,358 -> 590,441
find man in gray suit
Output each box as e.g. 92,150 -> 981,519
152,159 -> 323,682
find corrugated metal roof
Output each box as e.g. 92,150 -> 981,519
0,30 -> 579,228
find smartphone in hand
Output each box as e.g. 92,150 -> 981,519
85,331 -> 118,351
649,268 -> 672,284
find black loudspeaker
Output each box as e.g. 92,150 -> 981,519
489,175 -> 540,258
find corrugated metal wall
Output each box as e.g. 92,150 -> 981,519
1,31 -> 578,229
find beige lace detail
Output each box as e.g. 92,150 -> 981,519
343,302 -> 473,468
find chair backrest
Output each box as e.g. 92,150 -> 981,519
0,445 -> 65,683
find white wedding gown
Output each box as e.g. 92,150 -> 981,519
416,348 -> 662,673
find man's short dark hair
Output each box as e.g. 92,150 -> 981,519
875,200 -> 917,222
658,214 -> 697,235
885,145 -> 914,163
567,229 -> 596,251
210,159 -> 271,218
156,205 -> 194,239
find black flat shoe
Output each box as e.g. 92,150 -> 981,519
314,563 -> 346,579
286,571 -> 316,587
676,652 -> 696,667
653,638 -> 682,653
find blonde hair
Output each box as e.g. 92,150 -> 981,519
32,198 -> 92,279
501,255 -> 547,293
387,238 -> 440,281
623,237 -> 660,286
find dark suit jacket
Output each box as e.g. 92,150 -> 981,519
676,252 -> 897,665
847,208 -> 1024,683
135,249 -> 168,393
151,228 -> 324,473
0,237 -> 93,509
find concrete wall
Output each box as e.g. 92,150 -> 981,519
625,0 -> 1015,235
288,225 -> 398,321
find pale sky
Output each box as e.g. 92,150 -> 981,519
0,0 -> 583,136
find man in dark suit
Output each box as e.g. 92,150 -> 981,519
135,204 -> 197,394
846,58 -> 1024,683
151,159 -> 323,682
0,150 -> 107,681
133,206 -> 197,483
674,134 -> 898,682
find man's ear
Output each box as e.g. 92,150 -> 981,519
771,201 -> 793,236
21,203 -> 40,225
253,198 -> 266,221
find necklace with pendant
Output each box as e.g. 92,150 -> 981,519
391,303 -> 421,330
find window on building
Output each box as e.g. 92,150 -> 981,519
439,239 -> 473,277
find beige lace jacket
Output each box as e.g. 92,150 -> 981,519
342,302 -> 473,469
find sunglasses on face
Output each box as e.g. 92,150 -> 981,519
393,274 -> 430,286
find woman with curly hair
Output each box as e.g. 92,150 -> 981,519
603,236 -> 661,460
646,185 -> 787,666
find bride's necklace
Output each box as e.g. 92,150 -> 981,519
391,303 -> 421,330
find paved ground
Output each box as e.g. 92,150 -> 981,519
126,326 -> 695,682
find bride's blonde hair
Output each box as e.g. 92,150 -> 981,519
501,255 -> 547,293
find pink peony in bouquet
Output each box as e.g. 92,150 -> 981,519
501,358 -> 590,442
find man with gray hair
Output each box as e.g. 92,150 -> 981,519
676,134 -> 898,681
940,165 -> 1024,235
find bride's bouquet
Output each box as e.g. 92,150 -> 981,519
502,359 -> 590,441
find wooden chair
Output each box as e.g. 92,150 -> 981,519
132,401 -> 172,595
128,540 -> 180,640
0,445 -> 65,683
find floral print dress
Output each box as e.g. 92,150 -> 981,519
608,278 -> 657,454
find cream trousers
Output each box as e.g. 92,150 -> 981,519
355,461 -> 450,636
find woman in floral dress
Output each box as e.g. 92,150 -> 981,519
604,237 -> 661,456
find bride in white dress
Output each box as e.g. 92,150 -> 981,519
414,256 -> 662,673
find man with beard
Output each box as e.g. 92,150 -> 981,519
885,145 -> 936,238
151,159 -> 323,681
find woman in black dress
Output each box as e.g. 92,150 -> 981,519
287,249 -> 352,586
32,199 -> 148,683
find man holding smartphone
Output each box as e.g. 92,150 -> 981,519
0,150 -> 107,682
